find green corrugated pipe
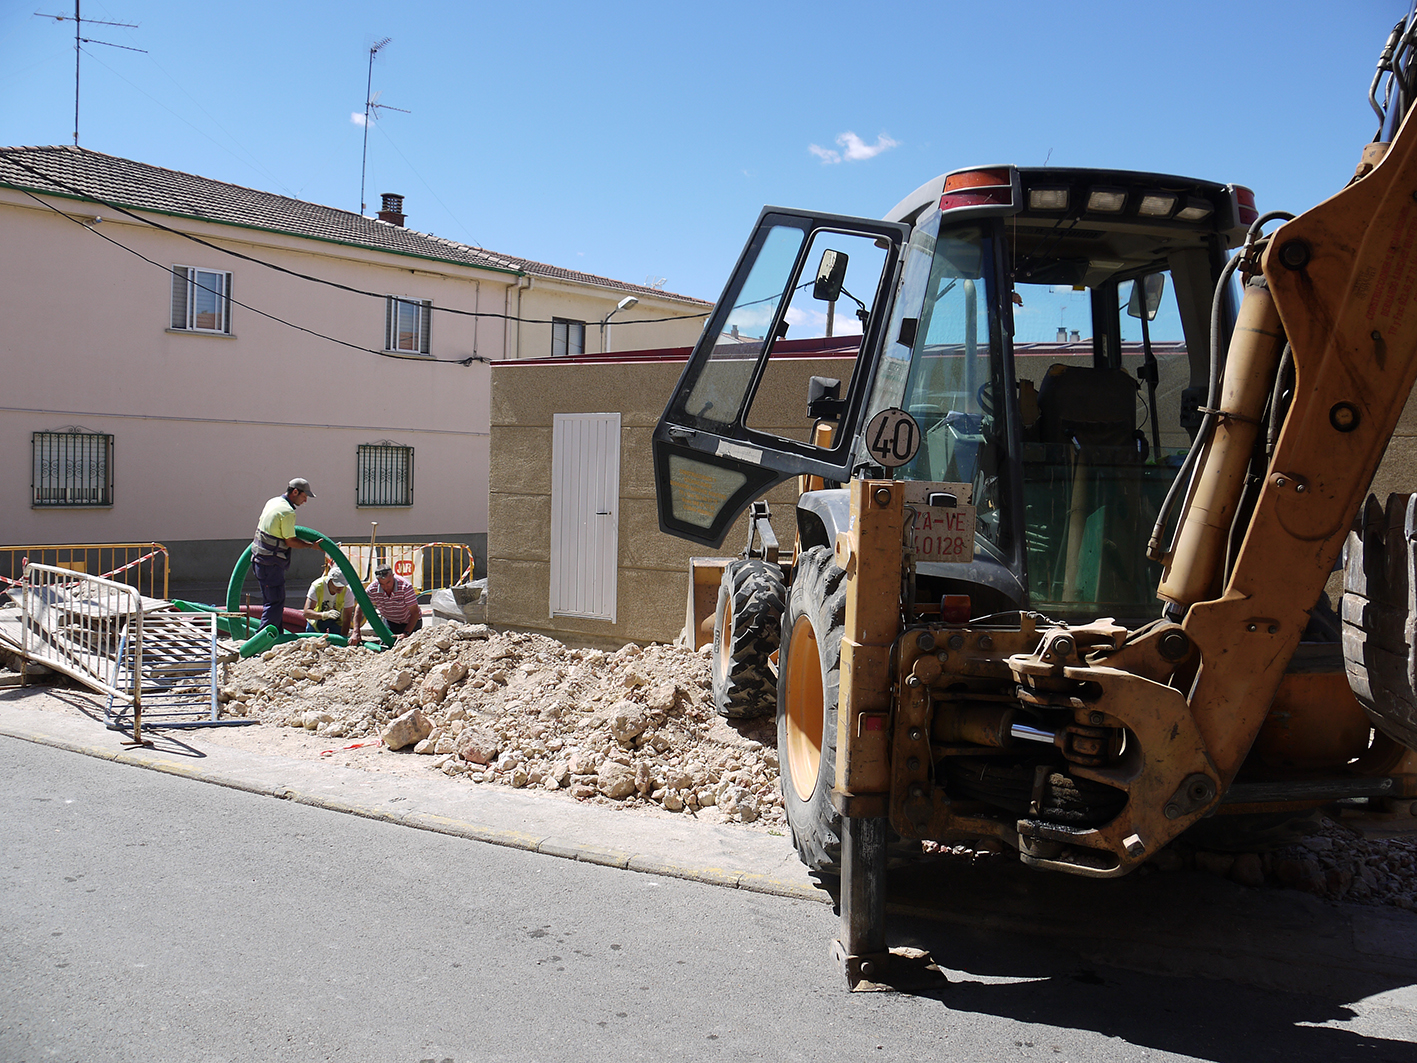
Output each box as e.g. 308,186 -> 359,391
226,527 -> 396,650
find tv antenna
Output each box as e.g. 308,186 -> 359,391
359,37 -> 410,215
645,275 -> 667,291
36,1 -> 146,145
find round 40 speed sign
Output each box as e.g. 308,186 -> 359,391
863,407 -> 921,469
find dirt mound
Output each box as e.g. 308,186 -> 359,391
221,622 -> 785,827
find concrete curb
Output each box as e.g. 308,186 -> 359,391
0,721 -> 828,906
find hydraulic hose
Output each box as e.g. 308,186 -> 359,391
1146,210 -> 1298,564
226,527 -> 397,650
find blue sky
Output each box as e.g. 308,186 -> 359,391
1,0 -> 1408,303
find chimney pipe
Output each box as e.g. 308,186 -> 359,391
378,193 -> 406,227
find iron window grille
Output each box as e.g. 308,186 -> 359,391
170,266 -> 232,333
551,317 -> 585,357
32,427 -> 113,506
385,297 -> 432,355
357,441 -> 414,506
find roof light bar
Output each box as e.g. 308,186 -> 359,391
1137,192 -> 1178,218
1027,187 -> 1069,211
1086,188 -> 1127,213
1175,197 -> 1213,222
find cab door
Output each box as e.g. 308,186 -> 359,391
652,208 -> 908,546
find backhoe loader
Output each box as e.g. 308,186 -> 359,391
653,10 -> 1417,987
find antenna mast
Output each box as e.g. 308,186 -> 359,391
358,38 -> 409,215
37,1 -> 145,145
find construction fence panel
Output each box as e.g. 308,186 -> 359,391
105,609 -> 228,730
0,543 -> 169,600
333,542 -> 474,597
18,563 -> 142,708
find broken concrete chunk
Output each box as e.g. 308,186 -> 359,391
596,760 -> 637,799
455,726 -> 502,766
382,708 -> 433,751
609,701 -> 648,744
420,660 -> 469,706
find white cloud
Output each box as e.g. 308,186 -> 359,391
809,131 -> 900,165
350,112 -> 367,127
839,131 -> 899,160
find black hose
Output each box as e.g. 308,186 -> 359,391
1146,210 -> 1297,563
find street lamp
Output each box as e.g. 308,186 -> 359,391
600,295 -> 638,353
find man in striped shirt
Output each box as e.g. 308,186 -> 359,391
352,564 -> 421,643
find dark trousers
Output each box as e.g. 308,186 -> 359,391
386,615 -> 422,637
254,560 -> 288,634
309,618 -> 341,635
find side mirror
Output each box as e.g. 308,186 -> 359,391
1127,273 -> 1166,321
813,249 -> 848,302
806,375 -> 845,421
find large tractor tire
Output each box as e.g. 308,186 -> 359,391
776,545 -> 847,872
711,560 -> 787,719
1343,493 -> 1417,751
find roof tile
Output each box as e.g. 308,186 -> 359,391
0,145 -> 709,304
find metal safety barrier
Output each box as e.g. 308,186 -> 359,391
16,563 -> 146,744
0,542 -> 169,599
8,563 -> 248,746
334,541 -> 474,596
105,609 -> 231,733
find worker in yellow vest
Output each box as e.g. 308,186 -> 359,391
304,567 -> 355,637
251,477 -> 321,633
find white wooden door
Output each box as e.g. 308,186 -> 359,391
550,413 -> 621,621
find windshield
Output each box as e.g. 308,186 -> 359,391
868,218 -> 1009,551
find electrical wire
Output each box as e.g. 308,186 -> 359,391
4,156 -> 712,329
21,187 -> 487,365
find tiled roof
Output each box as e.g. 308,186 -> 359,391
0,145 -> 709,304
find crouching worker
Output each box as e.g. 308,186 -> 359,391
351,564 -> 421,644
304,567 -> 354,637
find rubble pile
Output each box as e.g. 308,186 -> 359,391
1268,818 -> 1417,910
220,622 -> 785,827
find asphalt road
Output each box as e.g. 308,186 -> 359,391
3,738 -> 1415,1063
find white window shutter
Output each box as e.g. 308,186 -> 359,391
171,267 -> 189,328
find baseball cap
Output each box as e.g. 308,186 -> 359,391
326,570 -> 347,588
288,477 -> 315,497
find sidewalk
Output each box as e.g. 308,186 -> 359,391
0,684 -> 822,902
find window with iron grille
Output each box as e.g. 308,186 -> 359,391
385,296 -> 432,355
357,442 -> 414,506
551,318 -> 585,357
170,266 -> 232,333
32,428 -> 113,507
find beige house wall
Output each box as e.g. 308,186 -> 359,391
509,277 -> 708,360
487,354 -> 857,646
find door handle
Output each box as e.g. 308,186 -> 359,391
596,511 -> 611,516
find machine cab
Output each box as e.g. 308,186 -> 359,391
653,167 -> 1255,624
